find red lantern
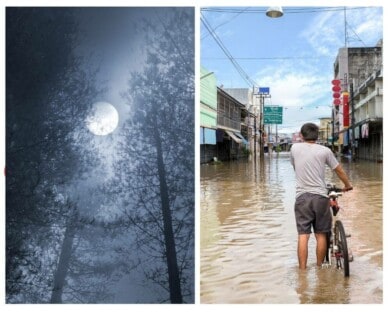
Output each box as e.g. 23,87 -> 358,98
331,79 -> 341,85
332,85 -> 341,92
333,99 -> 341,106
332,79 -> 341,106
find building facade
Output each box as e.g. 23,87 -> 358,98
200,68 -> 252,163
216,87 -> 250,161
223,88 -> 260,156
200,67 -> 218,163
318,117 -> 332,146
350,68 -> 383,161
332,40 -> 383,161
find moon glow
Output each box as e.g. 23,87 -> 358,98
86,101 -> 119,136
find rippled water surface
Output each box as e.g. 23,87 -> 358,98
200,153 -> 382,304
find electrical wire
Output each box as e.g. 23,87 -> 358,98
201,7 -> 373,14
201,56 -> 333,60
201,13 -> 258,88
346,21 -> 367,47
201,7 -> 251,41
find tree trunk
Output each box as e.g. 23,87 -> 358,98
50,210 -> 77,303
153,125 -> 183,303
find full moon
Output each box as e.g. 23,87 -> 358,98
86,101 -> 119,136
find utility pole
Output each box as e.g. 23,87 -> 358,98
344,6 -> 347,47
326,123 -> 329,146
253,87 -> 267,159
256,89 -> 271,158
254,115 -> 257,159
276,124 -> 278,153
331,109 -> 335,152
350,82 -> 356,160
259,94 -> 264,158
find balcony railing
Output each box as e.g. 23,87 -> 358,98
217,115 -> 241,130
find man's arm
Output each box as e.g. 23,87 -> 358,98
334,164 -> 353,191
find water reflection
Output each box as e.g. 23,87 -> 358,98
295,266 -> 351,304
200,153 -> 382,303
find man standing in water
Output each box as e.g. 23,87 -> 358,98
290,123 -> 353,269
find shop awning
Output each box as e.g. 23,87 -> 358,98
225,130 -> 242,143
234,132 -> 249,145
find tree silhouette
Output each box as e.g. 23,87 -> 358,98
6,8 -> 104,302
119,8 -> 194,303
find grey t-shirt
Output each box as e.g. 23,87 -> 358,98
290,142 -> 339,198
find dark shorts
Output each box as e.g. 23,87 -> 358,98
294,193 -> 331,234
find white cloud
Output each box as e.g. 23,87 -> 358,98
301,10 -> 345,57
301,7 -> 383,55
254,59 -> 333,133
351,8 -> 383,45
255,59 -> 330,106
256,7 -> 383,133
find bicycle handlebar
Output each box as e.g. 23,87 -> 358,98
328,190 -> 343,198
326,184 -> 343,193
326,184 -> 353,197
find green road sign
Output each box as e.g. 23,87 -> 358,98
264,106 -> 283,124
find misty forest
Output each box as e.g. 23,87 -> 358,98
6,7 -> 194,303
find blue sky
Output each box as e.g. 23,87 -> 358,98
201,5 -> 383,133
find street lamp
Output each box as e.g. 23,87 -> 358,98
266,6 -> 284,18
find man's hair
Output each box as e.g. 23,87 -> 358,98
300,123 -> 319,141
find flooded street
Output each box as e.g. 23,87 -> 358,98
200,153 -> 382,304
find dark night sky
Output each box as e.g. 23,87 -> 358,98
74,8 -> 149,124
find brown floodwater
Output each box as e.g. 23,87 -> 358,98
200,153 -> 383,304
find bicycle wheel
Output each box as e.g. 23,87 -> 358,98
335,220 -> 350,277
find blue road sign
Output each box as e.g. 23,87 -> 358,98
259,87 -> 270,94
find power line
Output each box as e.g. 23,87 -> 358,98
202,56 -> 333,60
346,21 -> 367,47
201,7 -> 251,41
201,7 -> 373,14
201,7 -> 370,40
200,13 -> 258,88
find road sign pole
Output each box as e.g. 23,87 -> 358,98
256,88 -> 272,158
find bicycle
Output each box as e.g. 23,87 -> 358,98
323,184 -> 353,277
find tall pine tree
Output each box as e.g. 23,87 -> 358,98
119,8 -> 194,303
